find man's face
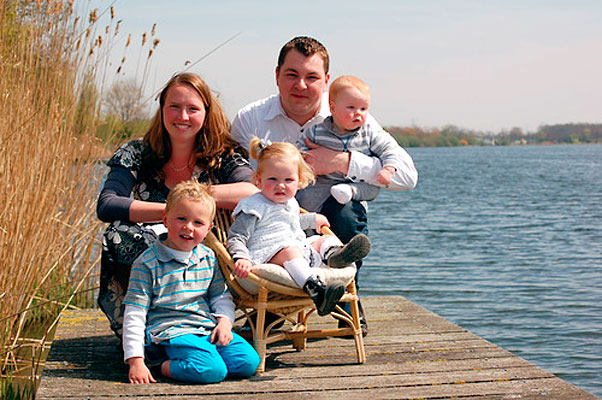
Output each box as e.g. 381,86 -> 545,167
276,49 -> 329,125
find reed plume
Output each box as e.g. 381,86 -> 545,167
0,0 -> 136,394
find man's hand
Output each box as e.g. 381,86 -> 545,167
211,317 -> 233,346
234,258 -> 253,279
127,357 -> 156,384
376,166 -> 395,186
303,138 -> 350,176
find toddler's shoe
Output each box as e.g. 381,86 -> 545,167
303,275 -> 345,316
327,234 -> 371,268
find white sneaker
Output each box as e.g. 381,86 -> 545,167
330,184 -> 354,204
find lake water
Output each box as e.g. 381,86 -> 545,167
362,144 -> 602,396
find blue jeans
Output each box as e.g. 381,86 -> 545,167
162,333 -> 260,384
320,196 -> 368,287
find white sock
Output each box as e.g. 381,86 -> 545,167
330,184 -> 354,204
283,258 -> 314,288
319,235 -> 342,260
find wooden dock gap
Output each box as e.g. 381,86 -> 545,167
37,296 -> 597,399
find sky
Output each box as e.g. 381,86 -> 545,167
86,0 -> 602,133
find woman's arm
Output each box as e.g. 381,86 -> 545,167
128,200 -> 165,223
97,166 -> 136,222
212,151 -> 258,209
212,182 -> 258,210
97,166 -> 166,223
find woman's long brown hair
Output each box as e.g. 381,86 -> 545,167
142,73 -> 238,180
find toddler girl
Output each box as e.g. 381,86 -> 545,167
227,138 -> 370,316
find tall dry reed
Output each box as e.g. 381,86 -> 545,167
0,1 -> 154,394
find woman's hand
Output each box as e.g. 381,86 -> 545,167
315,213 -> 331,233
127,357 -> 156,384
234,258 -> 254,279
211,317 -> 233,346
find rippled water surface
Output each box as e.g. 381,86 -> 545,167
362,144 -> 602,396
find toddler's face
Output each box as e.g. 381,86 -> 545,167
256,157 -> 300,203
162,198 -> 213,252
330,86 -> 370,132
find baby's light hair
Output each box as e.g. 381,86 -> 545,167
329,75 -> 370,103
249,137 -> 315,189
165,180 -> 216,220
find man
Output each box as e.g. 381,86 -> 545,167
231,36 -> 418,336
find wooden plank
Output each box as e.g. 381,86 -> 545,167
37,296 -> 597,399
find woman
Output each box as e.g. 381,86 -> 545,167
97,73 -> 258,340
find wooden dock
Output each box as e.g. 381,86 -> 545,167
37,296 -> 596,399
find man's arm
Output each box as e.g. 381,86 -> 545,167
305,115 -> 417,191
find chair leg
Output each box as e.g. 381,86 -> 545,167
254,288 -> 268,372
348,282 -> 366,363
292,309 -> 307,351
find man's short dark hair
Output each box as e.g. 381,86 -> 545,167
277,36 -> 329,74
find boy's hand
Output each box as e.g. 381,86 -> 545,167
127,357 -> 156,384
315,213 -> 331,233
234,258 -> 253,278
211,317 -> 233,346
376,166 -> 395,185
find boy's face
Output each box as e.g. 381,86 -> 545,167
162,198 -> 213,252
256,157 -> 300,204
329,86 -> 370,133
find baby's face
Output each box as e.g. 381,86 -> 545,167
162,198 -> 213,252
330,86 -> 370,132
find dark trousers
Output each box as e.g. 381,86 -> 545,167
319,196 -> 368,287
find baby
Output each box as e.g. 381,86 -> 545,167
297,75 -> 406,210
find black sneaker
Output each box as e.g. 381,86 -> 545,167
303,276 -> 345,316
327,234 -> 371,268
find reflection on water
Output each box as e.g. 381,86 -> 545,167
4,323 -> 56,395
363,144 -> 602,396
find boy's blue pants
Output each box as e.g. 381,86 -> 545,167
162,332 -> 260,384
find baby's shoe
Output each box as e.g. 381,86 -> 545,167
303,275 -> 345,316
330,184 -> 354,204
326,234 -> 371,268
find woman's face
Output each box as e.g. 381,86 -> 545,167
162,83 -> 206,145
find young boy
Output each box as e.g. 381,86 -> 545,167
122,181 -> 260,384
296,75 -> 408,211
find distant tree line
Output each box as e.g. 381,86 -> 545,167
92,79 -> 602,148
385,123 -> 602,147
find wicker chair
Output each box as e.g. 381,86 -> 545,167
204,207 -> 366,372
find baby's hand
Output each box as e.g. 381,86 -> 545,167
234,258 -> 253,278
127,357 -> 156,384
315,213 -> 331,233
376,166 -> 395,185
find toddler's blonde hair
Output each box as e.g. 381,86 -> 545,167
165,180 -> 216,220
249,137 -> 315,189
